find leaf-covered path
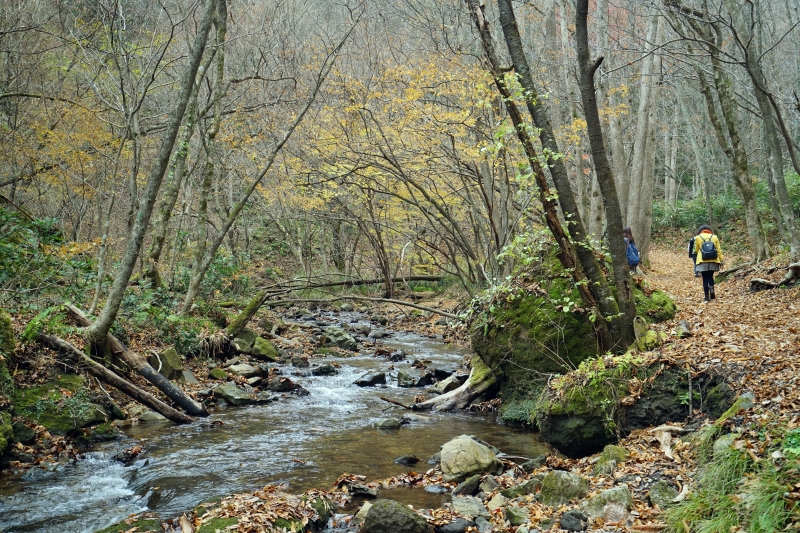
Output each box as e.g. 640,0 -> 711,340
646,247 -> 800,417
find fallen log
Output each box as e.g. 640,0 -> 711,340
38,333 -> 193,424
750,261 -> 800,291
413,357 -> 497,411
265,296 -> 461,320
380,396 -> 412,410
66,305 -> 208,417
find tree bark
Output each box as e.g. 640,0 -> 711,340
83,0 -> 217,345
37,333 -> 194,424
575,0 -> 636,349
67,305 -> 208,417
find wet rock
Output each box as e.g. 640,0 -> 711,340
539,470 -> 589,507
394,454 -> 420,465
291,355 -> 310,368
233,328 -> 258,354
138,411 -> 167,422
520,455 -> 547,473
390,350 -> 407,362
147,346 -> 183,380
370,329 -> 390,339
374,418 -> 401,429
500,475 -> 544,498
425,484 -> 449,494
452,474 -> 481,496
560,509 -> 588,532
435,517 -> 474,533
252,337 -> 279,362
371,313 -> 388,325
505,506 -> 528,526
265,376 -> 303,393
398,370 -> 434,388
311,363 -> 337,376
208,367 -> 228,380
580,484 -> 633,518
355,371 -> 386,387
349,483 -> 378,498
440,434 -> 503,483
214,383 -> 273,406
228,363 -> 259,378
353,324 -> 371,336
433,374 -> 464,394
648,480 -> 679,509
450,496 -> 490,519
362,499 -> 433,533
320,327 -> 357,351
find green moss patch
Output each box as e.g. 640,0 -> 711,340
12,374 -> 107,435
96,518 -> 161,533
196,517 -> 239,533
634,284 -> 676,323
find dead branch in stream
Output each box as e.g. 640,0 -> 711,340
380,396 -> 412,409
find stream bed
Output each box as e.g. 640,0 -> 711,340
0,317 -> 548,533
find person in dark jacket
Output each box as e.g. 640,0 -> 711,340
693,224 -> 724,303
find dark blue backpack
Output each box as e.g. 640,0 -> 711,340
626,241 -> 640,267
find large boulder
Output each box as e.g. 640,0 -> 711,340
147,346 -> 182,380
320,327 -> 357,351
539,470 -> 589,507
440,435 -> 503,483
12,374 -> 107,435
252,337 -> 279,362
362,499 -> 433,533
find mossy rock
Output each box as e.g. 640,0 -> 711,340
273,517 -> 303,531
0,360 -> 13,399
0,309 -> 14,357
196,517 -> 239,533
208,367 -> 228,380
0,411 -> 13,456
634,286 -> 676,323
471,276 -> 598,405
12,374 -> 108,435
498,396 -> 539,426
95,518 -> 161,533
146,346 -> 182,380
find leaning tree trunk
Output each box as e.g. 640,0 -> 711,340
37,333 -> 193,424
83,0 -> 217,346
67,305 -> 208,417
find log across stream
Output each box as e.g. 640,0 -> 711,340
0,316 -> 549,533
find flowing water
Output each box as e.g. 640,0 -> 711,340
0,316 -> 548,533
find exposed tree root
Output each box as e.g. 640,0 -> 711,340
750,261 -> 800,291
412,362 -> 497,411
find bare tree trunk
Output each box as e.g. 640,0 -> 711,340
677,85 -> 714,227
83,0 -> 217,345
575,0 -> 636,350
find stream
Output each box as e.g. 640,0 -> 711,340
0,314 -> 549,533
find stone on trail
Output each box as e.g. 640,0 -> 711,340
579,484 -> 633,518
539,470 -> 589,507
361,499 -> 433,533
440,434 -> 503,483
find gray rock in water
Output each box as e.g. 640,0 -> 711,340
214,382 -> 273,406
370,329 -> 391,339
349,483 -> 378,498
539,470 -> 589,507
428,452 -> 441,465
397,370 -> 434,388
312,363 -> 337,376
374,418 -> 401,429
559,509 -> 588,532
394,454 -> 420,465
580,484 -> 633,518
440,434 -> 503,483
227,363 -> 259,378
291,355 -> 310,368
320,327 -> 357,351
362,499 -> 433,533
355,371 -> 386,387
138,411 -> 167,422
390,350 -> 406,362
452,474 -> 481,496
450,496 -> 490,519
435,517 -> 474,533
648,480 -> 679,509
433,374 -> 464,394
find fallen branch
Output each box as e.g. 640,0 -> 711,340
66,305 -> 208,417
265,296 -> 462,320
37,333 -> 193,424
380,396 -> 412,410
413,358 -> 497,411
750,261 -> 800,291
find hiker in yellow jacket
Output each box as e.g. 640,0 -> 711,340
693,224 -> 724,303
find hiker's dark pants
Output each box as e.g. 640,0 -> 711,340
701,271 -> 715,296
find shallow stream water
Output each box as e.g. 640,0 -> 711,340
0,316 -> 548,532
